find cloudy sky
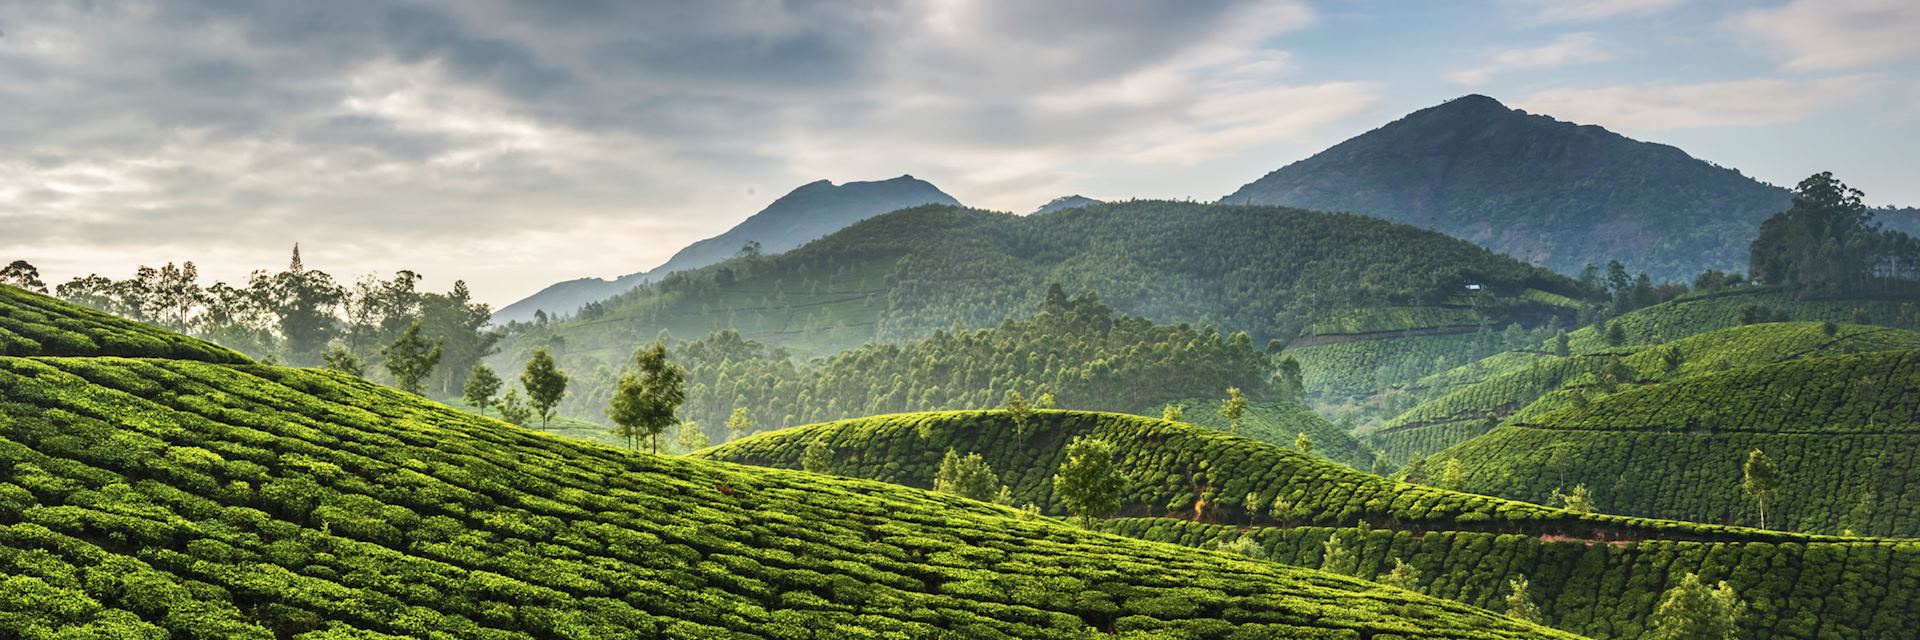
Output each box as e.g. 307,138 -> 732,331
2,0 -> 1916,307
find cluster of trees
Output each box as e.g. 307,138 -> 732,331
6,248 -> 500,399
0,344 -> 1564,639
1752,172 -> 1920,297
541,287 -> 1286,447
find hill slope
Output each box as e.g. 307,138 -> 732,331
1220,95 -> 1791,280
1431,349 -> 1920,535
0,285 -> 248,363
498,200 -> 1590,386
493,175 -> 960,324
1369,320 -> 1920,466
701,410 -> 1920,639
0,287 -> 1572,639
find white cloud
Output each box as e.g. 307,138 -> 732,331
1516,76 -> 1878,130
1725,0 -> 1920,71
1448,33 -> 1611,85
1517,0 -> 1685,23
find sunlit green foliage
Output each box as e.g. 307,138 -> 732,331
0,285 -> 248,363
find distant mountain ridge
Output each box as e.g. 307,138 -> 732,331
1221,94 -> 1794,281
492,175 -> 960,323
1033,194 -> 1102,215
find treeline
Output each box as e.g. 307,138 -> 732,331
1,247 -> 497,398
1751,172 -> 1920,297
544,286 -> 1285,444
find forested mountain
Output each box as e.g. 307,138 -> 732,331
702,410 -> 1920,639
495,200 -> 1593,414
1220,94 -> 1793,281
0,284 -> 1575,639
1430,347 -> 1920,537
1033,195 -> 1103,214
551,288 -> 1284,444
492,175 -> 960,324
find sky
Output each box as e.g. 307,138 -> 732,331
1,0 -> 1916,308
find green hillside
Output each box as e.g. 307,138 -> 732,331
1219,94 -> 1793,281
1151,400 -> 1376,470
0,285 -> 249,363
1369,321 -> 1920,466
496,200 -> 1591,390
701,410 -> 1919,639
700,410 -> 1821,540
1432,349 -> 1920,535
1107,520 -> 1920,640
0,287 -> 1574,639
1562,286 -> 1916,353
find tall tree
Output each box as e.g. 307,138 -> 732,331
1052,436 -> 1123,527
724,407 -> 753,442
607,342 -> 683,452
257,245 -> 344,360
1743,448 -> 1780,529
1505,576 -> 1542,623
1004,390 -> 1034,434
380,319 -> 443,395
463,364 -> 503,416
1272,355 -> 1304,401
1751,172 -> 1920,295
1647,573 -> 1745,640
420,280 -> 501,396
321,343 -> 366,378
521,347 -> 569,428
933,449 -> 1000,501
0,260 -> 47,293
1219,387 -> 1248,434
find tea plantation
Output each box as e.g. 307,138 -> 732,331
1433,349 -> 1920,535
0,285 -> 249,363
0,287 -> 1576,639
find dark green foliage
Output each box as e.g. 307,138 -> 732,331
460,364 -> 501,416
1220,94 -> 1796,281
932,449 -> 1000,501
0,356 -> 1574,639
1052,437 -> 1124,526
1105,520 -> 1918,640
1435,349 -> 1920,535
1162,399 -> 1375,470
1750,173 -> 1920,296
562,293 -> 1281,445
377,320 -> 442,395
0,285 -> 249,363
606,342 -> 683,452
519,348 -> 567,428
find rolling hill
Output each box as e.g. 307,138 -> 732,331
1428,348 -> 1920,536
494,200 -> 1594,419
1220,94 -> 1793,281
492,175 -> 960,324
0,285 -> 1573,639
699,409 -> 1920,639
1368,320 -> 1920,467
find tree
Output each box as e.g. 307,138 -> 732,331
1052,436 -> 1123,526
418,280 -> 501,397
259,245 -> 345,360
607,342 -> 683,452
674,421 -> 709,454
1004,390 -> 1035,434
1219,387 -> 1248,434
933,449 -> 1000,501
321,343 -> 366,378
800,436 -> 833,473
1382,557 -> 1422,591
521,347 -> 570,429
1553,331 -> 1571,357
1272,355 -> 1304,401
1647,573 -> 1745,640
1319,532 -> 1351,574
0,261 -> 46,293
1442,457 -> 1465,490
497,389 -> 533,426
1743,448 -> 1780,529
1553,484 -> 1595,513
463,365 -> 502,416
724,408 -> 753,442
1294,432 -> 1314,455
1604,321 -> 1628,347
1505,576 -> 1542,623
1751,172 -> 1918,295
1161,403 -> 1184,421
380,320 -> 443,395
